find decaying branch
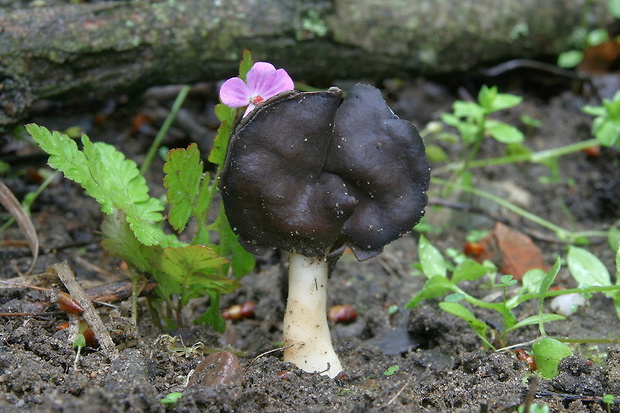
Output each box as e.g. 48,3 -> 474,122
0,0 -> 612,128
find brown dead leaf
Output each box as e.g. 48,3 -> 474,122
578,40 -> 620,75
474,222 -> 549,280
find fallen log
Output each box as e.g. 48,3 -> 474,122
0,0 -> 611,128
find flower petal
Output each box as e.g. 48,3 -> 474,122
259,68 -> 295,98
245,62 -> 278,96
219,77 -> 251,108
243,104 -> 257,117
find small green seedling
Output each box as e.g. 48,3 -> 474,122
531,337 -> 572,379
409,236 -> 620,348
425,82 -> 618,246
602,394 -> 616,412
72,333 -> 86,370
557,0 -> 620,68
383,365 -> 400,376
161,392 -> 183,406
440,85 -> 524,147
409,235 -> 565,348
583,90 -> 620,149
567,244 -> 620,319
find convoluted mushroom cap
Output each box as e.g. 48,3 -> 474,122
219,84 -> 430,260
219,88 -> 358,257
325,84 -> 430,260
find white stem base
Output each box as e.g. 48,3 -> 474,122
282,252 -> 343,378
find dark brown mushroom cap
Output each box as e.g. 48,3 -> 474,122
325,84 -> 430,260
219,84 -> 430,260
219,88 -> 358,257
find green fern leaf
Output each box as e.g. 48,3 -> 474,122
163,144 -> 203,232
27,124 -> 167,245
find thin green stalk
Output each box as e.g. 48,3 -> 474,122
140,85 -> 191,175
515,284 -> 620,307
549,335 -> 620,344
434,138 -> 599,175
441,122 -> 485,197
433,177 -> 576,241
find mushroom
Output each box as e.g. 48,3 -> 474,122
219,84 -> 430,378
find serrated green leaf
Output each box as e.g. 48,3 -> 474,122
194,291 -> 226,332
28,124 -> 168,246
101,210 -> 153,273
153,245 -> 234,296
486,120 -> 524,144
83,138 -> 166,245
567,246 -> 611,288
26,124 -> 90,190
163,144 -> 203,232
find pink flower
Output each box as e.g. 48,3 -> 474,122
219,62 -> 295,116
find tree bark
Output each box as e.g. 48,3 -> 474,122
0,0 -> 611,128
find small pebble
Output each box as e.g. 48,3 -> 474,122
188,351 -> 243,387
550,293 -> 586,317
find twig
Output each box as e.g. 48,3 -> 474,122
245,344 -> 294,372
52,262 -> 119,360
379,373 -> 412,409
0,180 -> 39,275
537,390 -> 620,404
521,376 -> 539,413
71,255 -> 120,281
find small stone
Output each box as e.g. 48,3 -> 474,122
188,351 -> 243,387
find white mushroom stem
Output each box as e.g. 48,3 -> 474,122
282,252 -> 343,378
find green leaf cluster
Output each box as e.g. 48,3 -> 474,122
583,90 -> 620,148
532,338 -> 572,379
567,244 -> 620,319
408,236 -> 568,348
440,85 -> 524,145
26,51 -> 260,331
409,237 -> 620,350
26,124 -> 170,246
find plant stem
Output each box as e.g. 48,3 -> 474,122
140,85 -> 191,175
434,138 -> 599,175
433,177 -> 578,241
283,252 -> 343,378
515,284 -> 620,307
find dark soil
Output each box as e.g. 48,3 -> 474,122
1,65 -> 620,412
